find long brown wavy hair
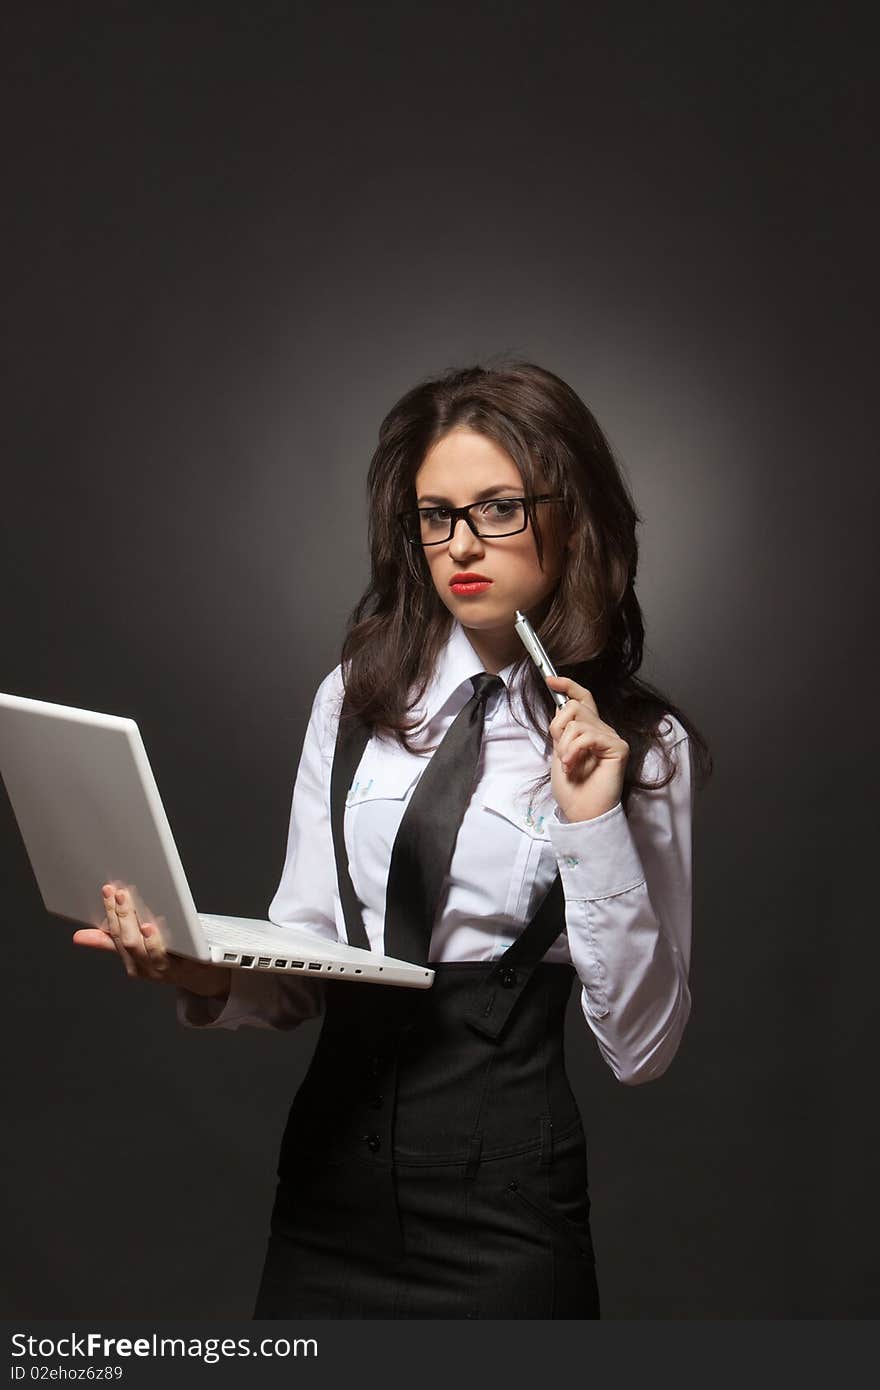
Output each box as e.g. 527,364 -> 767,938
339,360 -> 712,808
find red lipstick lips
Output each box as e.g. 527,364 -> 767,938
450,572 -> 493,595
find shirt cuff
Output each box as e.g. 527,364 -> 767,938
547,801 -> 646,901
176,977 -> 244,1029
176,968 -> 322,1031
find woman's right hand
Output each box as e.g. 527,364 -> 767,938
72,884 -> 232,1000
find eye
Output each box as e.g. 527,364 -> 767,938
482,499 -> 521,519
420,506 -> 452,525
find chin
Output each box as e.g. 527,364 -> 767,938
459,607 -> 515,628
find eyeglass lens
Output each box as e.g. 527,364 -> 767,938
416,499 -> 526,543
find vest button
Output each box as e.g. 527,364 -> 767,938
364,1132 -> 381,1153
499,967 -> 517,988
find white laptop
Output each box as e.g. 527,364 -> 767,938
0,690 -> 433,990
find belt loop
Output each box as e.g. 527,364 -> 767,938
464,1133 -> 482,1181
539,1118 -> 553,1170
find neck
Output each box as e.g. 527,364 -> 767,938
461,624 -> 523,674
460,597 -> 553,674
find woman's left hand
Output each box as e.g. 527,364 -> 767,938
546,675 -> 629,822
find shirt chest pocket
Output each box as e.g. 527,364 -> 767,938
345,754 -> 425,809
478,785 -> 558,921
343,753 -> 427,899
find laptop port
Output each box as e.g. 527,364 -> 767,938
308,962 -> 322,970
257,956 -> 271,968
273,958 -> 287,968
223,953 -> 237,962
289,961 -> 304,968
241,954 -> 254,967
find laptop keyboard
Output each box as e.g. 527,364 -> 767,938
199,916 -> 303,954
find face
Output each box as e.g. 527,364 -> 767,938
413,427 -> 571,661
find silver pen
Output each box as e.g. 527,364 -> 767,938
514,610 -> 569,708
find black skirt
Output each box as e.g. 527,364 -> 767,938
253,962 -> 600,1319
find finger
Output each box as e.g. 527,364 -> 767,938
562,720 -> 620,754
113,886 -> 149,961
560,730 -> 598,765
545,675 -> 598,711
140,923 -> 170,979
557,711 -> 588,748
101,883 -> 121,937
548,699 -> 584,740
73,928 -> 118,952
556,725 -> 582,765
102,883 -> 138,948
102,884 -> 138,976
553,707 -> 602,753
557,735 -> 600,782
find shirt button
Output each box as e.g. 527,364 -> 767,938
499,967 -> 517,989
368,1056 -> 382,1077
369,1093 -> 384,1109
364,1132 -> 381,1153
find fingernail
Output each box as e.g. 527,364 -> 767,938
116,890 -> 125,904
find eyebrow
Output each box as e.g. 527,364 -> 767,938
416,483 -> 519,505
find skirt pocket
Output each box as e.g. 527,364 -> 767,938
501,1129 -> 595,1265
504,1177 -> 595,1262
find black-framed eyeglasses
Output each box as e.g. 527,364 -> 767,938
398,495 -> 564,546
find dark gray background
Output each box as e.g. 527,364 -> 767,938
1,1 -> 876,1319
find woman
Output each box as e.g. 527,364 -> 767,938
78,360 -> 711,1318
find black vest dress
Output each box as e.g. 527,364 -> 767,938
253,698 -> 600,1320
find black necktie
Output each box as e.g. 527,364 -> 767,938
383,672 -> 504,965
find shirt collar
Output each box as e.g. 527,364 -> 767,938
409,620 -> 551,757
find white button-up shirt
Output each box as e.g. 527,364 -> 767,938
179,620 -> 693,1085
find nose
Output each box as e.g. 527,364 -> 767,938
447,516 -> 485,562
